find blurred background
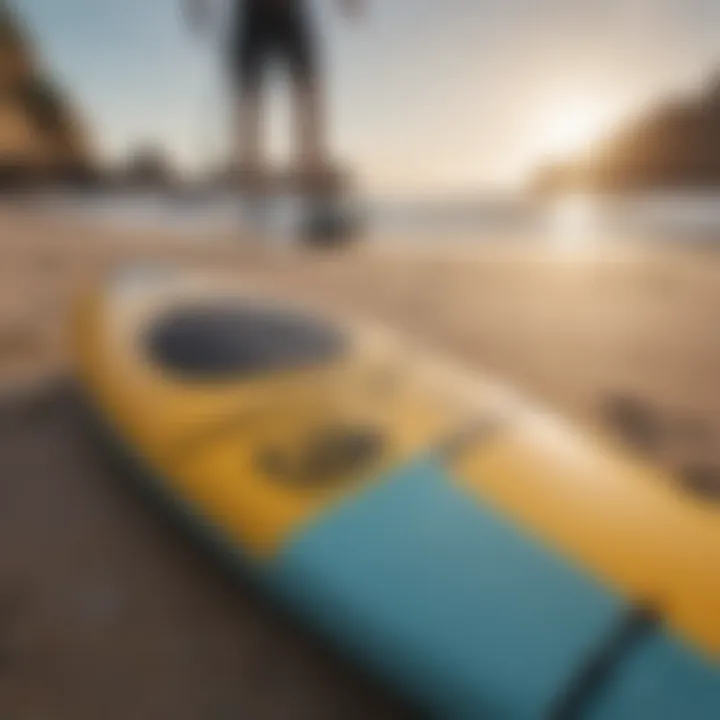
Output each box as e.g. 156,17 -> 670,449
4,0 -> 720,235
1,1 -> 720,718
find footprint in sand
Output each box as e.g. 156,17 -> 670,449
601,394 -> 665,455
601,393 -> 720,504
678,465 -> 720,503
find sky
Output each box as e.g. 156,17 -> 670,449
13,0 -> 720,193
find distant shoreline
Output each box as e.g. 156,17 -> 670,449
6,190 -> 720,251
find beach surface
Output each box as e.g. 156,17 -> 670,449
1,203 -> 719,718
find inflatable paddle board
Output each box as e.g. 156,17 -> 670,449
73,268 -> 720,719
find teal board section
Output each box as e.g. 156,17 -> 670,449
587,630 -> 720,720
271,459 -> 627,718
89,393 -> 720,718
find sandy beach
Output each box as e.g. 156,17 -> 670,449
1,202 -> 720,718
3,203 -> 720,456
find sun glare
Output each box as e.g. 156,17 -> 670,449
540,100 -> 610,160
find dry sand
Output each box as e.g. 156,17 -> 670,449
1,203 -> 719,718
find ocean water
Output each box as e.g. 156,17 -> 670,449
31,190 -> 720,249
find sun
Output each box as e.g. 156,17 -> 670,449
540,99 -> 610,160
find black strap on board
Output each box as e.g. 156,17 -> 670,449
549,606 -> 660,720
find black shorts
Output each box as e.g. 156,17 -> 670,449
229,4 -> 317,92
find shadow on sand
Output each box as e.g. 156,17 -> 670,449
0,380 -> 417,720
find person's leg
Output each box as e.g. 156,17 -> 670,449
293,77 -> 326,176
282,10 -> 327,177
231,11 -> 268,179
235,83 -> 263,176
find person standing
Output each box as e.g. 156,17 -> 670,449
185,0 -> 363,185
